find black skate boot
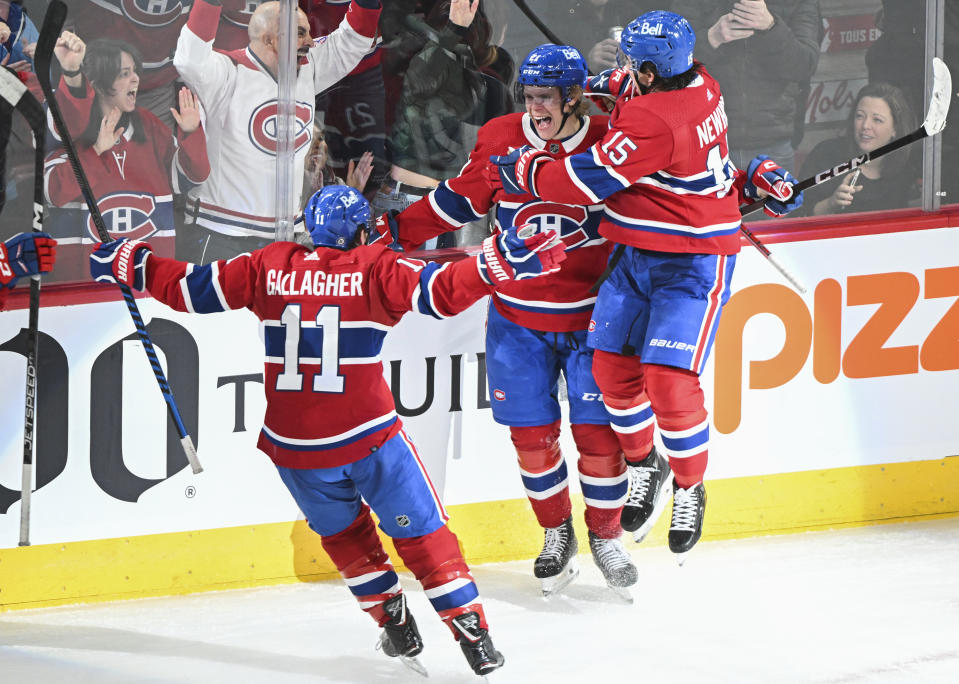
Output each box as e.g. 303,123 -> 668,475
621,446 -> 672,543
533,516 -> 579,596
588,531 -> 637,602
377,594 -> 427,677
451,611 -> 505,677
668,481 -> 706,564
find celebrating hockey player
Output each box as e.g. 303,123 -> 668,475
369,44 -> 643,598
490,11 -> 804,560
89,185 -> 567,677
0,232 -> 57,310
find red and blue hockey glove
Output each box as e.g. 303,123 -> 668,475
744,155 -> 804,217
585,68 -> 632,113
368,210 -> 404,251
0,232 -> 57,289
478,224 -> 566,284
90,238 -> 153,291
488,146 -> 550,196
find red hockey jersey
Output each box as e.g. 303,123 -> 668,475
43,79 -> 210,279
71,0 -> 191,91
145,242 -> 492,468
528,68 -> 747,256
299,0 -> 382,76
391,112 -> 611,333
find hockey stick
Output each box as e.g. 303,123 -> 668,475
35,0 -> 202,474
742,57 -> 952,220
0,66 -> 46,545
510,0 -> 808,293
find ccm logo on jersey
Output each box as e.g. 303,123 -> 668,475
120,0 -> 187,28
581,392 -> 603,401
649,338 -> 696,352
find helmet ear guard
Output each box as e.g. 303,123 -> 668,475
302,185 -> 372,250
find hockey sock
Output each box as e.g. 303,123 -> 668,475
572,423 -> 627,539
644,363 -> 709,489
319,504 -> 402,626
510,421 -> 572,529
592,350 -> 656,460
393,526 -> 487,638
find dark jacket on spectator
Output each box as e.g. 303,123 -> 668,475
673,0 -> 821,151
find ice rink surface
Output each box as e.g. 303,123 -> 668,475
2,517 -> 958,684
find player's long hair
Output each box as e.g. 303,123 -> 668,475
641,60 -> 705,93
79,39 -> 146,147
845,81 -> 917,178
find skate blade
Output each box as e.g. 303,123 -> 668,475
541,557 -> 580,597
399,655 -> 429,678
605,584 -> 634,604
630,480 -> 673,543
674,550 -> 691,566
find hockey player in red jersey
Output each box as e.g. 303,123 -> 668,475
490,11 -> 804,560
0,232 -> 57,310
89,185 -> 566,676
370,44 -> 642,597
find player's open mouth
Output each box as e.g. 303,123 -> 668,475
534,115 -> 552,132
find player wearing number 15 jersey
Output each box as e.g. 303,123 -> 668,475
89,186 -> 566,676
490,11 -> 804,560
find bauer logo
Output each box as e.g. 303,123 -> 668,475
89,193 -> 159,241
120,0 -> 187,28
493,389 -> 506,401
248,100 -> 314,156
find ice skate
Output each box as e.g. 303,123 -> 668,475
587,531 -> 637,602
451,611 -> 505,679
376,594 -> 428,677
533,516 -> 579,597
621,447 -> 672,543
669,482 -> 706,565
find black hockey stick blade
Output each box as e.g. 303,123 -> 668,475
0,66 -> 47,545
743,57 -> 952,219
35,0 -> 203,474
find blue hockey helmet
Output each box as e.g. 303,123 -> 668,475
515,44 -> 588,103
619,11 -> 695,78
302,185 -> 371,250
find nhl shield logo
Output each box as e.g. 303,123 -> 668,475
549,143 -> 560,154
395,514 -> 411,528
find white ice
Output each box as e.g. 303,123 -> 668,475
2,518 -> 958,684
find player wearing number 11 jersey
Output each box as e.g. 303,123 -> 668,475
89,185 -> 567,676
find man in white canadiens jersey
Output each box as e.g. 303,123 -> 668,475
89,185 -> 566,676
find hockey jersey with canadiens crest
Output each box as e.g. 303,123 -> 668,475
173,0 -> 379,239
528,66 -> 750,256
387,112 -> 610,333
144,241 -> 492,468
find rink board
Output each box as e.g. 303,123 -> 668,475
2,215 -> 959,610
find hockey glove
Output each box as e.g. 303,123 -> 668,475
744,155 -> 803,217
90,238 -> 153,291
585,68 -> 632,113
368,211 -> 404,252
0,232 -> 57,288
488,146 -> 550,196
478,224 -> 566,284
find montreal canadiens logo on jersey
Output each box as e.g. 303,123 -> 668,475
249,101 -> 314,156
119,0 -> 189,28
88,193 -> 159,241
509,201 -> 599,250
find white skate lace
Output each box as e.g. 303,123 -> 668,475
670,485 -> 701,532
624,463 -> 655,507
539,524 -> 569,561
591,536 -> 631,571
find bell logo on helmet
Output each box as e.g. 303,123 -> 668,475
639,21 -> 663,35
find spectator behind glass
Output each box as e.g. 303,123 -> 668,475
43,33 -> 210,282
0,0 -> 38,71
301,0 -> 388,199
673,0 -> 820,174
302,121 -> 373,199
68,0 -> 192,131
215,0 -> 265,50
376,0 -> 511,249
172,0 -> 381,264
564,0 -> 659,74
797,82 -> 918,217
